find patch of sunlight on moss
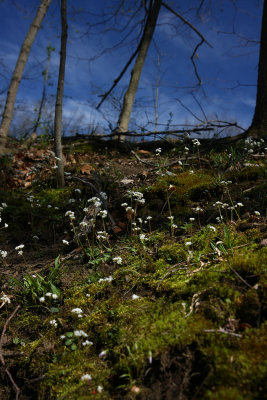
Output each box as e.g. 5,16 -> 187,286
36,187 -> 73,208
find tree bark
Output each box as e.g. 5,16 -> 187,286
0,0 -> 51,153
249,0 -> 267,139
116,0 -> 161,140
54,0 -> 68,188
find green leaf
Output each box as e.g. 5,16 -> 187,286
71,344 -> 77,351
65,339 -> 73,346
54,255 -> 60,268
51,307 -> 59,313
65,332 -> 73,337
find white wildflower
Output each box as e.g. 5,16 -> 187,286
65,210 -> 75,220
74,329 -> 88,337
113,256 -> 122,265
62,239 -> 69,245
208,225 -> 216,232
100,192 -> 107,200
0,250 -> 7,258
99,350 -> 107,358
81,374 -> 92,381
15,244 -> 24,251
1,294 -> 11,304
71,307 -> 83,315
98,210 -> 107,218
98,276 -> 113,283
132,294 -> 140,300
49,319 -> 57,327
139,234 -> 147,241
82,340 -> 93,346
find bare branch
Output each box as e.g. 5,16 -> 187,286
191,92 -> 208,121
176,97 -> 204,123
162,2 -> 212,86
162,2 -> 212,48
190,38 -> 205,86
96,45 -> 140,109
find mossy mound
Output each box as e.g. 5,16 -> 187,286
1,138 -> 267,399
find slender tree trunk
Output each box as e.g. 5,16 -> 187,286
54,0 -> 68,188
116,0 -> 161,139
31,44 -> 54,136
0,0 -> 51,153
249,0 -> 267,139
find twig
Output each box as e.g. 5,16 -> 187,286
162,2 -> 212,48
228,266 -> 254,289
204,327 -> 242,338
131,151 -> 157,167
0,305 -> 21,400
131,150 -> 202,168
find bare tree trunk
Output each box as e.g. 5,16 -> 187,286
0,0 -> 51,153
31,43 -> 54,137
116,0 -> 161,140
54,0 -> 68,188
249,0 -> 267,139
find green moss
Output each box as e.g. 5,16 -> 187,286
158,242 -> 188,263
201,324 -> 267,400
225,165 -> 266,183
35,187 -> 73,208
148,171 -> 216,201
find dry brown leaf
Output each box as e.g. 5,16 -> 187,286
80,164 -> 94,175
138,149 -> 151,156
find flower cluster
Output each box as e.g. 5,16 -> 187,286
15,244 -> 24,256
192,138 -> 201,146
244,137 -> 265,154
65,210 -> 75,220
71,307 -> 83,318
127,191 -> 145,205
113,256 -> 122,265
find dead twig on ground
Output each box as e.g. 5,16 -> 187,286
204,327 -> 242,338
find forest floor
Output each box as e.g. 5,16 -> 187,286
0,135 -> 266,400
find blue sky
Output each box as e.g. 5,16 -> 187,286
0,0 -> 264,137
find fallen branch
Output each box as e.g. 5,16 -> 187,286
0,305 -> 21,400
